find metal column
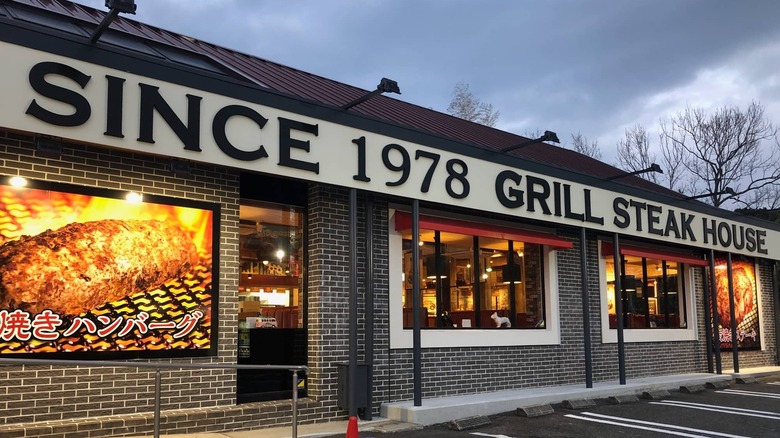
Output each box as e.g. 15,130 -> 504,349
412,200 -> 422,406
726,253 -> 739,373
364,193 -> 374,420
580,228 -> 593,388
348,188 -> 358,416
612,233 -> 626,385
701,266 -> 714,373
709,250 -> 722,374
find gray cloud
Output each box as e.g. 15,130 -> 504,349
77,0 -> 780,160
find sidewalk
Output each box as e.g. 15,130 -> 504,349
122,417 -> 417,438
123,366 -> 780,438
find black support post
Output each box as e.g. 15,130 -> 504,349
709,250 -> 722,374
348,188 -> 358,416
412,200 -> 422,406
701,266 -> 714,373
364,194 -> 374,419
727,253 -> 739,373
580,228 -> 593,388
612,233 -> 626,385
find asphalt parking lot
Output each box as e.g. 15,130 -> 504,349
326,375 -> 780,438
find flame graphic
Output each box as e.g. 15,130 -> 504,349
0,186 -> 212,253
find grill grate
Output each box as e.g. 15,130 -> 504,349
0,186 -> 213,354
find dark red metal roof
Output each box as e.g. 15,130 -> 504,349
4,0 -> 676,195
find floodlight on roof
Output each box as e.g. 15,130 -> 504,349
342,78 -> 401,110
90,0 -> 137,44
500,130 -> 559,154
606,163 -> 663,181
685,187 -> 736,201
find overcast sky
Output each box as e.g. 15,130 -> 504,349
75,0 -> 780,164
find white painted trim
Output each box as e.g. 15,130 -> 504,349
388,209 -> 560,349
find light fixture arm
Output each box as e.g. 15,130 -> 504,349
342,78 -> 401,110
90,0 -> 137,44
685,187 -> 736,201
606,163 -> 663,180
500,130 -> 560,153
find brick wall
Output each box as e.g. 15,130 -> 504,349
304,186 -> 391,420
0,128 -> 776,436
718,262 -> 778,370
0,129 -> 328,437
382,226 -> 777,402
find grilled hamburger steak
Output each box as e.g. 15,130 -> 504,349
715,266 -> 755,329
0,219 -> 199,315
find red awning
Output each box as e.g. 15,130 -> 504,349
601,242 -> 707,266
393,212 -> 572,249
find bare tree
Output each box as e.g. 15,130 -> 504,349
616,124 -> 661,185
661,101 -> 780,208
740,184 -> 780,210
657,125 -> 690,193
447,82 -> 500,127
570,132 -> 602,160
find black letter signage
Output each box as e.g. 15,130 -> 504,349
26,62 -> 91,127
278,117 -> 319,174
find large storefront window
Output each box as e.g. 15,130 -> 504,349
400,229 -> 546,329
599,242 -> 703,343
605,255 -> 686,329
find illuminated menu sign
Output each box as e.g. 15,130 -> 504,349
0,180 -> 219,358
714,257 -> 760,350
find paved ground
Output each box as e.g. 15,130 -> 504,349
120,366 -> 780,438
316,375 -> 780,437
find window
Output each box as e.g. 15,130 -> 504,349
605,255 -> 686,329
395,212 -> 564,330
390,211 -> 564,347
238,200 -> 303,328
599,241 -> 700,343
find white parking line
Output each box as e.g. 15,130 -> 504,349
565,412 -> 749,438
717,389 -> 780,399
653,399 -> 780,420
470,433 -> 513,438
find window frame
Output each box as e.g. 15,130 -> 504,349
389,209 -> 562,348
598,240 -> 698,343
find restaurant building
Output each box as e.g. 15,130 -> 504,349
0,1 -> 778,436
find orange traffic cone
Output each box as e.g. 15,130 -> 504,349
346,415 -> 359,438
